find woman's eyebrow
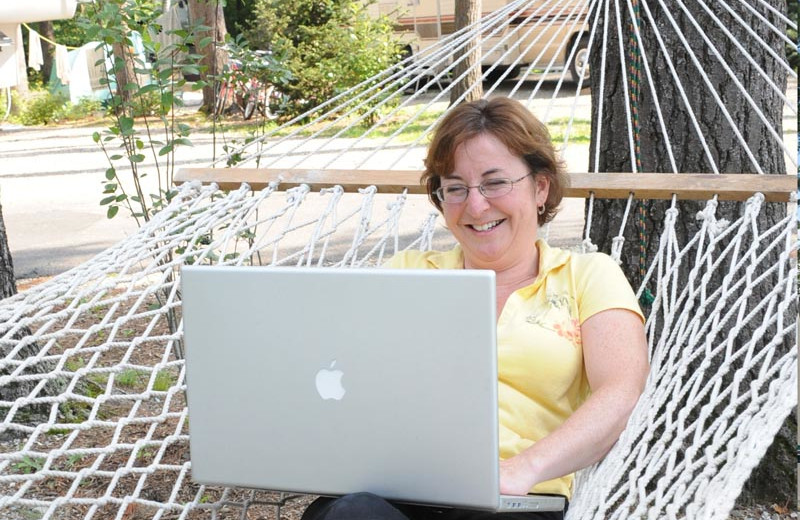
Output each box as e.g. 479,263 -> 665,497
443,167 -> 503,181
442,173 -> 464,181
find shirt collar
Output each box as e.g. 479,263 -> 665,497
534,239 -> 570,279
429,239 -> 570,278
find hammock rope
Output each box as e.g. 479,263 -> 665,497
0,0 -> 796,518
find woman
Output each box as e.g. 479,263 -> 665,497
302,97 -> 649,519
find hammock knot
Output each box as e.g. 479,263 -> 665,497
664,207 -> 680,222
695,201 -> 729,236
743,192 -> 765,217
358,185 -> 379,196
581,238 -> 598,253
320,185 -> 345,196
286,184 -> 311,204
610,236 -> 625,263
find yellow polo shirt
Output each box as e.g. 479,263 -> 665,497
383,239 -> 644,498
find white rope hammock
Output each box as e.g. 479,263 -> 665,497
1,0 -> 796,518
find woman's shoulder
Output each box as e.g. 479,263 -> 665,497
570,249 -> 622,272
382,247 -> 463,269
539,241 -> 620,276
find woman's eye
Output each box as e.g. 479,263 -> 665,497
483,179 -> 510,188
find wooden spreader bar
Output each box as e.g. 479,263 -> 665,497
175,168 -> 797,202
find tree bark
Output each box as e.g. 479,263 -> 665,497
111,19 -> 138,107
0,197 -> 55,442
450,0 -> 483,105
187,0 -> 229,113
39,21 -> 54,86
0,200 -> 16,300
586,0 -> 794,507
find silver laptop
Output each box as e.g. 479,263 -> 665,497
181,265 -> 566,513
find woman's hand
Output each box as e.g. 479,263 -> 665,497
499,454 -> 538,495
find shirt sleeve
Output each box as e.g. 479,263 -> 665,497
575,253 -> 645,324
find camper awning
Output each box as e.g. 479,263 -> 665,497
0,1 -> 78,24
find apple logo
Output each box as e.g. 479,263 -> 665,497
315,361 -> 346,400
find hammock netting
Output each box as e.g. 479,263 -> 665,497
1,0 -> 797,518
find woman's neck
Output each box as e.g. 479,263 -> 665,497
463,242 -> 541,316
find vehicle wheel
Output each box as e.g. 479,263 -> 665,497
243,98 -> 256,120
483,65 -> 521,84
569,36 -> 590,84
260,85 -> 279,120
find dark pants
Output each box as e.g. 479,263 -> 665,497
301,492 -> 567,520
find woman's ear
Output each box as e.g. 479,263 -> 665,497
534,174 -> 551,207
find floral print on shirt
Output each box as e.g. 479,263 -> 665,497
525,291 -> 582,348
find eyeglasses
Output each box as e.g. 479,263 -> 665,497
434,173 -> 532,204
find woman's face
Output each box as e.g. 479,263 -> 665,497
441,133 -> 549,271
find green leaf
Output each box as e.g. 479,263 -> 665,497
107,205 -> 119,219
103,183 -> 117,193
157,68 -> 173,82
105,168 -> 116,180
110,154 -> 123,161
100,196 -> 116,206
173,138 -> 193,147
119,117 -> 135,136
115,194 -> 127,202
92,131 -> 101,143
161,91 -> 174,108
130,154 -> 146,163
158,144 -> 174,156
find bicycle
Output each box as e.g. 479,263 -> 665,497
214,56 -> 281,121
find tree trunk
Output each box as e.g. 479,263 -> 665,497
39,21 -> 54,85
0,197 -> 58,442
586,0 -> 794,507
0,200 -> 16,300
187,0 -> 228,113
111,19 -> 138,107
450,0 -> 483,105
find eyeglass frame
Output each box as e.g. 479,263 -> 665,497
433,172 -> 534,204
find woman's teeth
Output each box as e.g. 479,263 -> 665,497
472,220 -> 501,232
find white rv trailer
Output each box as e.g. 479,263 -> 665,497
371,0 -> 590,83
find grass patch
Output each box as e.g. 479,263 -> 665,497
11,455 -> 45,475
116,369 -> 176,392
206,110 -> 592,147
548,118 -> 592,143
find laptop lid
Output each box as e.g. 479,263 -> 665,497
181,265 -> 559,512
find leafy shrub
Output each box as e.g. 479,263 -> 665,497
245,0 -> 402,120
18,91 -> 69,125
60,96 -> 105,120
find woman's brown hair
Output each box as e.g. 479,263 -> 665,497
422,97 -> 568,225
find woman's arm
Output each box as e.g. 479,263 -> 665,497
499,308 -> 649,495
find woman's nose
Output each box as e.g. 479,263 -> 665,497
464,186 -> 491,216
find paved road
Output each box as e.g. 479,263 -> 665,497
0,118 -> 227,280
